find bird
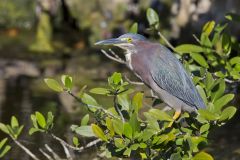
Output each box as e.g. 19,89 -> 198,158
95,33 -> 206,125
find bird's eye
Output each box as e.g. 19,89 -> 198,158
127,38 -> 132,42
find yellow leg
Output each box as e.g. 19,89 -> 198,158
168,111 -> 181,127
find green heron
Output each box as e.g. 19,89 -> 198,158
95,33 -> 206,124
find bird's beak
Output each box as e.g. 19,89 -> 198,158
95,38 -> 123,46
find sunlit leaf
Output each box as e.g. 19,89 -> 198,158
72,136 -> 79,147
175,44 -> 203,54
92,124 -> 107,141
196,85 -> 207,105
81,114 -> 89,126
11,116 -> 19,128
213,94 -> 234,112
230,57 -> 240,65
81,93 -> 99,107
225,13 -> 240,22
191,53 -> 209,68
106,117 -> 114,137
123,123 -> 132,139
132,92 -> 144,113
44,78 -> 63,92
0,123 -> 10,135
193,151 -> 214,160
61,75 -> 73,90
36,112 -> 46,129
202,21 -> 215,36
129,22 -> 138,33
148,109 -> 173,121
219,106 -> 237,121
112,119 -> 124,136
146,8 -> 159,28
198,109 -> 218,121
90,88 -> 110,95
73,125 -> 95,137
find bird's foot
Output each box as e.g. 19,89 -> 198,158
168,111 -> 181,127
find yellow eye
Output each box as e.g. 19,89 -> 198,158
127,38 -> 132,42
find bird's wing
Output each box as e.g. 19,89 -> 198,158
149,45 -> 205,109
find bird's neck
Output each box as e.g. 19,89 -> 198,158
125,50 -> 133,70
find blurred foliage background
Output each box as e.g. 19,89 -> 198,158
0,0 -> 239,160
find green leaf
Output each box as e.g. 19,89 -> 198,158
61,75 -> 73,90
219,106 -> 237,121
109,72 -> 122,85
117,94 -> 130,110
198,109 -> 218,121
213,94 -> 234,112
106,117 -> 114,137
196,85 -> 207,105
44,78 -> 63,92
72,136 -> 79,147
81,114 -> 89,126
225,13 -> 240,22
112,119 -> 124,136
123,123 -> 132,139
73,125 -> 95,137
148,108 -> 173,121
81,93 -> 99,107
30,115 -> 38,129
129,112 -> 140,136
222,33 -> 231,54
191,53 -> 209,68
29,128 -> 43,135
212,79 -> 225,102
11,116 -> 19,128
175,44 -> 203,54
46,112 -> 54,129
132,92 -> 143,113
146,8 -> 159,28
193,151 -> 214,160
129,22 -> 138,33
36,112 -> 46,129
90,88 -> 110,95
230,57 -> 240,65
202,21 -> 215,36
92,124 -> 107,141
123,148 -> 132,157
0,138 -> 8,150
0,144 -> 11,158
0,123 -> 9,134
170,152 -> 181,160
200,123 -> 210,134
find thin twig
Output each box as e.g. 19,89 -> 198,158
45,144 -> 61,160
11,137 -> 40,160
101,49 -> 126,64
193,34 -> 201,44
124,75 -> 144,85
113,95 -> 125,122
66,90 -> 118,119
51,134 -> 101,152
157,31 -> 175,51
60,141 -> 73,160
39,148 -> 54,160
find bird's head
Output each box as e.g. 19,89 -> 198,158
95,33 -> 146,52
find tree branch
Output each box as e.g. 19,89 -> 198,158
101,49 -> 126,64
158,31 -> 175,51
44,144 -> 61,160
124,75 -> 144,85
39,148 -> 54,160
51,134 -> 101,152
11,137 -> 40,160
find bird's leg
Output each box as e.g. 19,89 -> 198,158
168,110 -> 181,127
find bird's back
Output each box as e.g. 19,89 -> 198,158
131,42 -> 206,111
